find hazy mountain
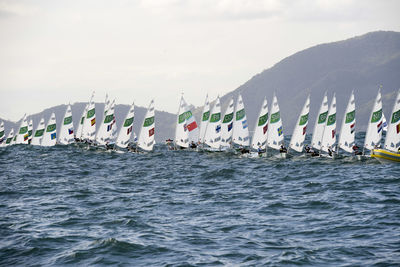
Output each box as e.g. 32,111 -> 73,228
217,31 -> 400,135
2,31 -> 400,143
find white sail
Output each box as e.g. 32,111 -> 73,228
384,88 -> 400,152
204,96 -> 222,149
175,96 -> 190,148
289,95 -> 310,152
321,94 -> 337,153
41,113 -> 57,147
199,94 -> 210,143
311,92 -> 329,150
82,92 -> 96,141
267,93 -> 284,150
116,102 -> 135,148
28,119 -> 33,143
232,94 -> 250,147
59,104 -> 75,145
364,89 -> 383,151
338,91 -> 356,153
220,98 -> 234,148
15,114 -> 29,144
31,118 -> 45,146
183,99 -> 199,144
0,121 -> 4,145
96,100 -> 116,146
76,104 -> 88,139
251,97 -> 269,150
3,128 -> 14,147
138,100 -> 155,151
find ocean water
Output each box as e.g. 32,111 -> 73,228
1,136 -> 399,266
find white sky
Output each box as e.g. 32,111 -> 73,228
0,0 -> 399,121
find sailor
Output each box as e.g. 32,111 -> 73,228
190,141 -> 197,149
304,145 -> 311,153
279,144 -> 287,153
258,145 -> 263,156
328,146 -> 333,157
352,144 -> 362,155
398,147 -> 400,153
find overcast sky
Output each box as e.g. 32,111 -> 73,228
0,0 -> 399,121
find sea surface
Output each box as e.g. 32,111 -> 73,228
1,135 -> 399,266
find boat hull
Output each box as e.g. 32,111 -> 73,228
371,149 -> 400,163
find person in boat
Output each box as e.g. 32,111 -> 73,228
304,145 -> 312,153
279,144 -> 287,153
190,141 -> 197,149
398,147 -> 400,153
328,146 -> 333,157
105,141 -> 113,150
257,145 -> 263,156
352,144 -> 362,155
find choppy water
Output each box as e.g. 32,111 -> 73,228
1,136 -> 400,266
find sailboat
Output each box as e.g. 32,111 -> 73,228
232,94 -> 250,153
41,112 -> 57,147
184,100 -> 199,147
203,96 -> 222,151
81,92 -> 96,143
220,98 -> 234,150
59,104 -> 75,145
267,93 -> 286,158
250,97 -> 269,157
115,102 -> 135,150
137,100 -> 155,152
96,99 -> 116,146
3,128 -> 15,147
175,96 -> 191,149
371,88 -> 400,163
311,92 -> 329,156
363,88 -> 383,155
15,114 -> 29,144
75,104 -> 88,141
320,93 -> 337,158
338,91 -> 357,157
31,118 -> 45,146
199,94 -> 210,145
28,119 -> 33,144
289,95 -> 310,154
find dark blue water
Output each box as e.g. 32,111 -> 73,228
1,137 -> 400,266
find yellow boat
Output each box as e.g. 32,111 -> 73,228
371,149 -> 400,163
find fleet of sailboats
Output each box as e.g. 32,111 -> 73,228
1,89 -> 399,162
